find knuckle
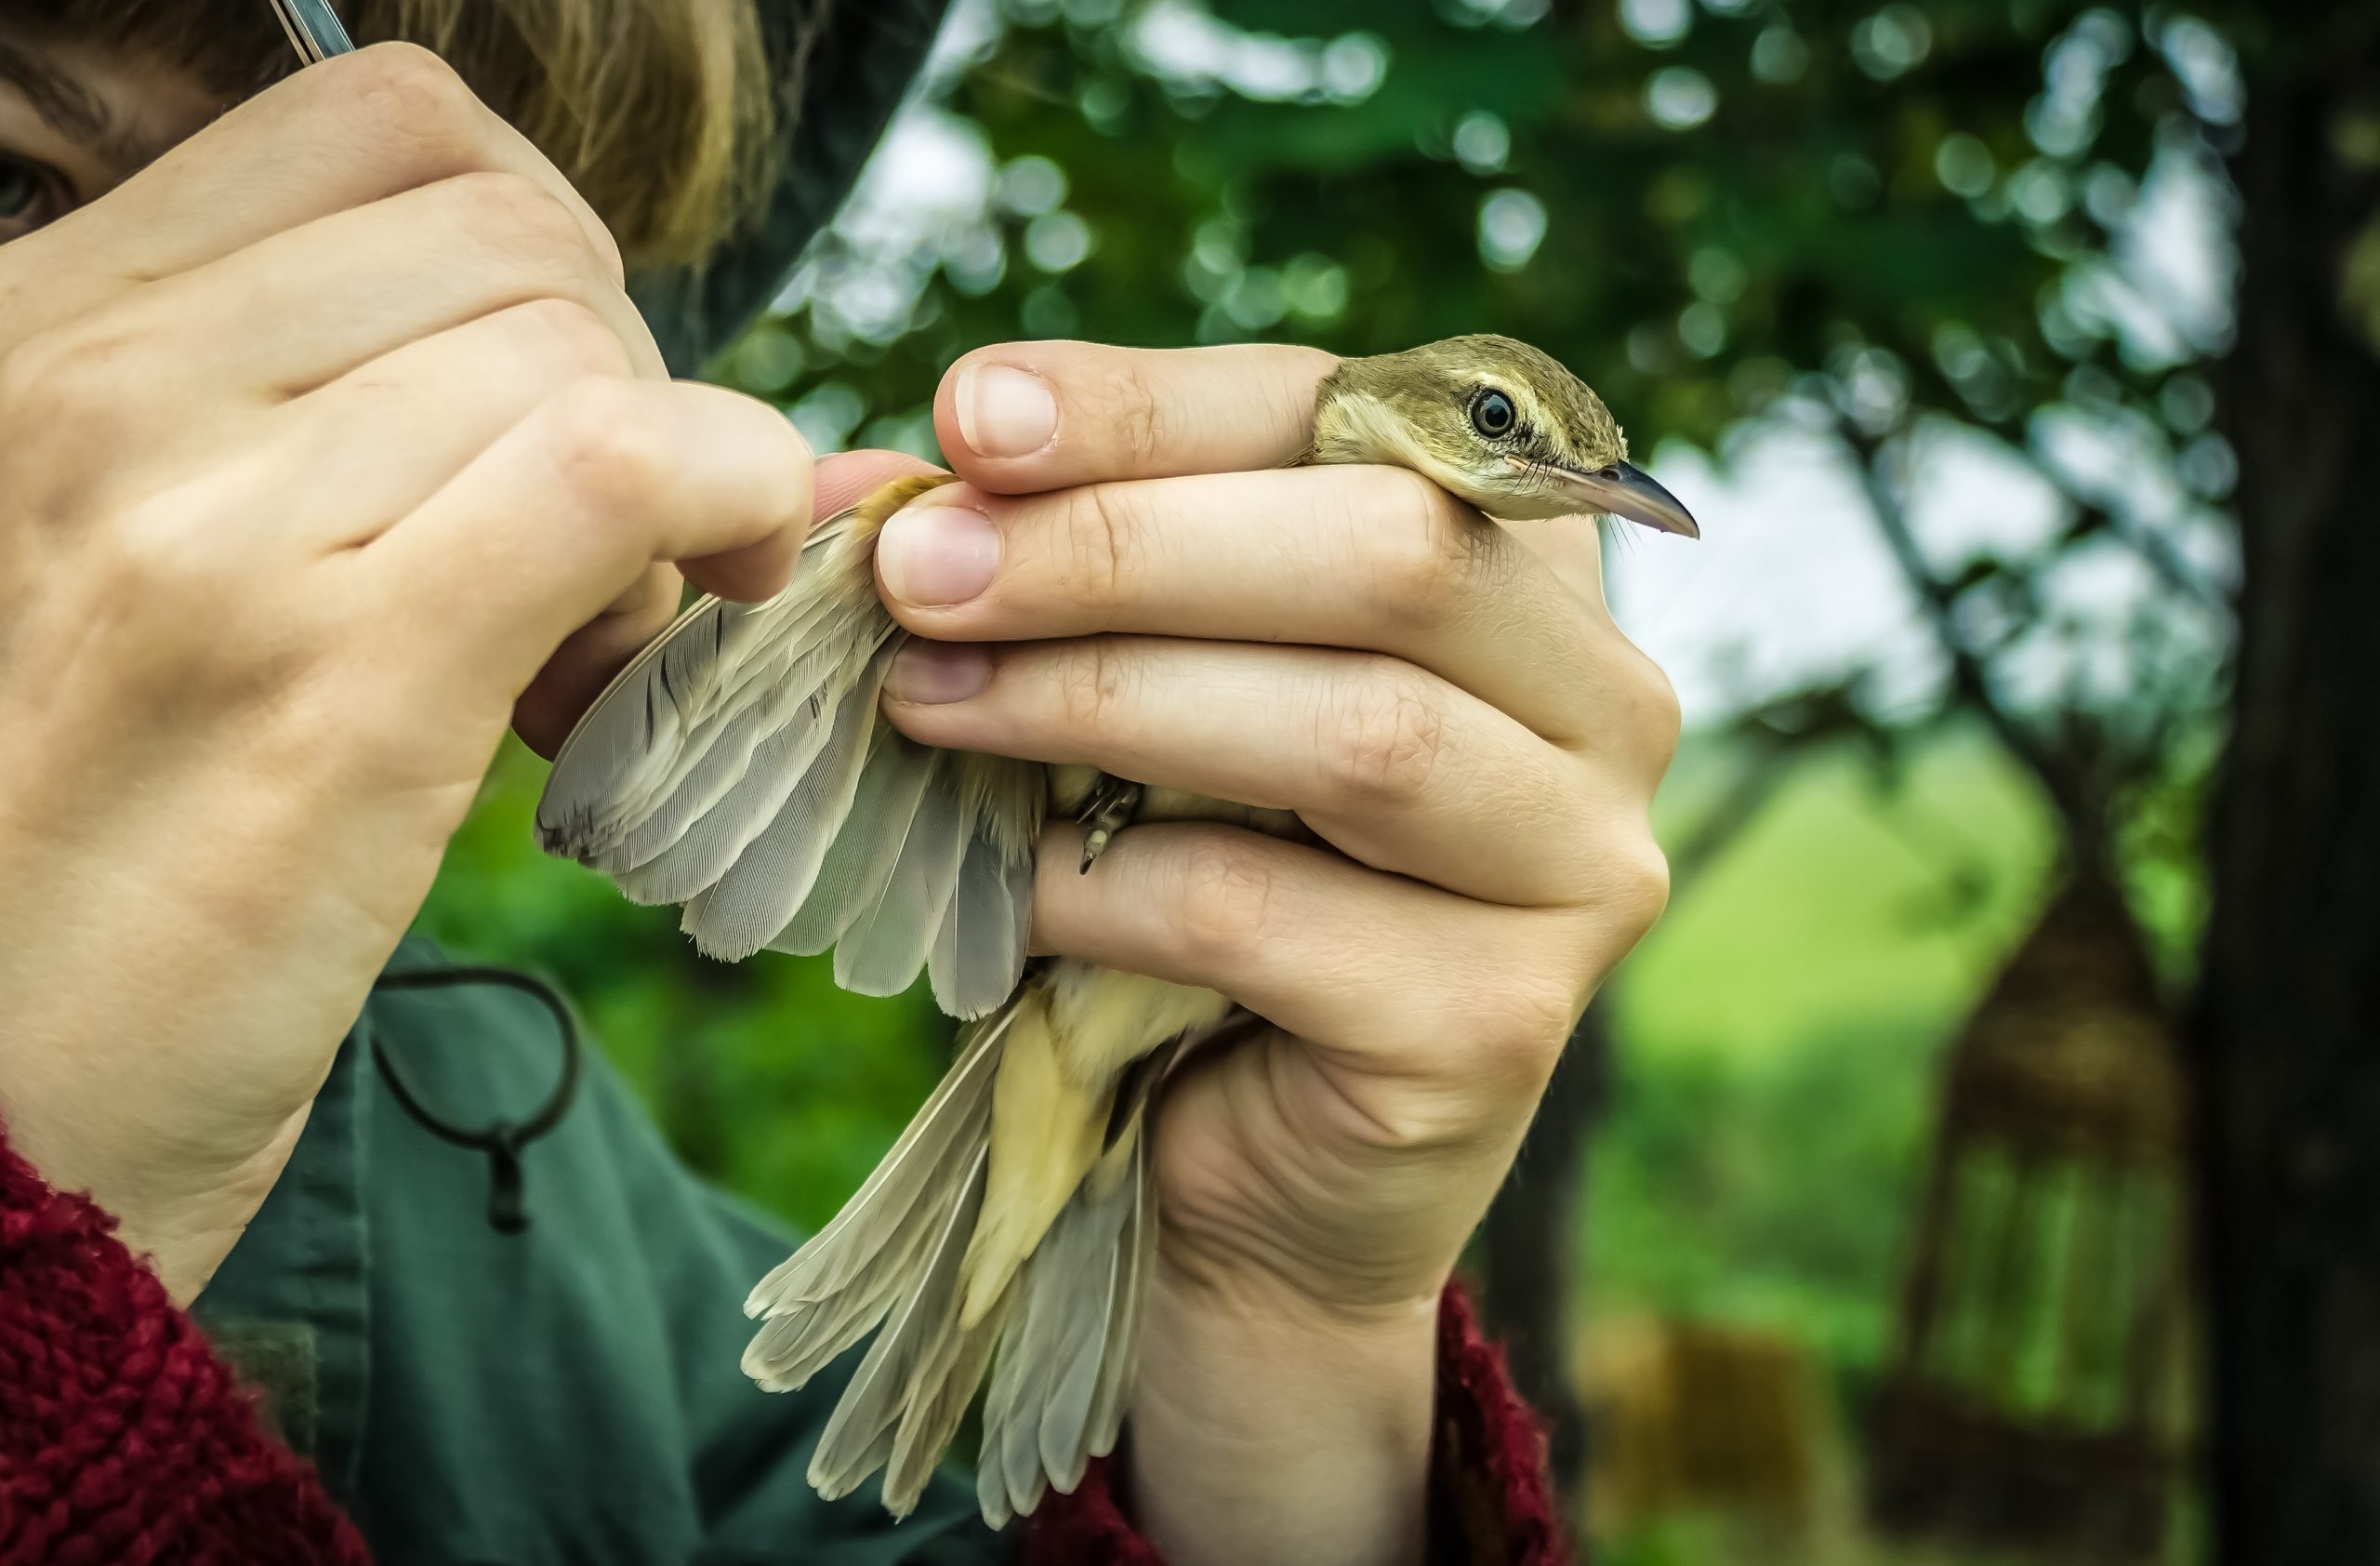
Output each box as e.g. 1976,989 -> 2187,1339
1172,837 -> 1276,968
337,43 -> 480,157
1360,469 -> 1473,630
1053,637 -> 1136,737
1643,668 -> 1685,765
0,322 -> 132,441
1570,828 -> 1672,950
1321,663 -> 1448,809
82,514 -> 165,605
1110,359 -> 1165,465
1606,835 -> 1674,944
505,297 -> 633,379
1059,484 -> 1144,609
538,378 -> 665,513
1475,970 -> 1587,1082
1609,636 -> 1684,764
440,171 -> 596,275
96,494 -> 232,615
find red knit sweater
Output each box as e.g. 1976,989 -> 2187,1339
0,1136 -> 1567,1565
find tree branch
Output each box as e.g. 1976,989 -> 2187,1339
1842,422 -> 2099,846
2025,453 -> 2231,617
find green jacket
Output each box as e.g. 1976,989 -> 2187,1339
193,939 -> 995,1564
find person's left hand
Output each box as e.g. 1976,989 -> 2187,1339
860,340 -> 1680,1565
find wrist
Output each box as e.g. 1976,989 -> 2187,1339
0,778 -> 385,1307
7,1089 -> 316,1308
1124,1256 -> 1440,1566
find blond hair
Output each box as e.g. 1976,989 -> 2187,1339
26,0 -> 795,269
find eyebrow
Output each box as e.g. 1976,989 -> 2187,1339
0,36 -> 175,172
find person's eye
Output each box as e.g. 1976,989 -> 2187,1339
1470,388 -> 1517,439
0,153 -> 70,241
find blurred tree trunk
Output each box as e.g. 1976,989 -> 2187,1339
1475,733 -> 1798,1516
1479,1001 -> 1610,1505
2197,13 -> 2380,1559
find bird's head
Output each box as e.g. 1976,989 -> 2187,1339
1309,335 -> 1699,537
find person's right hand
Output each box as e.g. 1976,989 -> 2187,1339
0,44 -> 814,1305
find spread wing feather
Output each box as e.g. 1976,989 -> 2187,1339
609,607 -> 889,896
770,731 -> 938,957
535,483 -> 1040,1018
932,764 -> 1043,1019
1085,1134 -> 1158,1462
832,766 -> 969,999
680,642 -> 894,960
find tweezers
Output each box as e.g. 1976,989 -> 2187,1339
267,0 -> 356,64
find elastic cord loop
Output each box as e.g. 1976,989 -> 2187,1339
368,966 -> 584,1235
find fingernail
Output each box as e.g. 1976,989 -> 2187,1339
886,642 -> 992,705
879,504 -> 1000,606
955,363 -> 1058,459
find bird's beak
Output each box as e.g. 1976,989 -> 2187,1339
1528,458 -> 1700,538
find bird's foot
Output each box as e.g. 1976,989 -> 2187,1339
1077,775 -> 1144,873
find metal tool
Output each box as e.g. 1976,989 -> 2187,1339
267,0 -> 356,65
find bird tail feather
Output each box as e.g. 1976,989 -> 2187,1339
748,982 -> 1166,1524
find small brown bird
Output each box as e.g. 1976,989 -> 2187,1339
535,334 -> 1697,1526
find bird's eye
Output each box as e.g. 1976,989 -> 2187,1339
1471,389 -> 1517,439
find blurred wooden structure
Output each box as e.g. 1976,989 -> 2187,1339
1583,1316 -> 1820,1533
1870,870 -> 2191,1561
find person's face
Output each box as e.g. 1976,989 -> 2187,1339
0,29 -> 225,243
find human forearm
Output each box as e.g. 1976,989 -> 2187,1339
0,783 -> 391,1304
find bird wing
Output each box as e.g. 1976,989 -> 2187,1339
536,475 -> 1043,1020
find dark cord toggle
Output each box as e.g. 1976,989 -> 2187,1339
368,966 -> 584,1235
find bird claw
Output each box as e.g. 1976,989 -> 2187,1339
1077,776 -> 1143,873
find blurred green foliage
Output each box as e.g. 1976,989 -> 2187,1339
420,737 -> 954,1232
1604,725 -> 2059,1370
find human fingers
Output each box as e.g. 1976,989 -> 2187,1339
25,45 -> 621,324
875,466 -> 1651,753
365,378 -> 813,700
134,170 -> 667,397
250,298 -> 645,548
1027,820 -> 1641,1113
932,340 -> 1336,493
883,634 -> 1599,908
814,448 -> 945,516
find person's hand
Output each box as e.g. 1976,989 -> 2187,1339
0,45 -> 813,1305
871,341 -> 1679,1564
